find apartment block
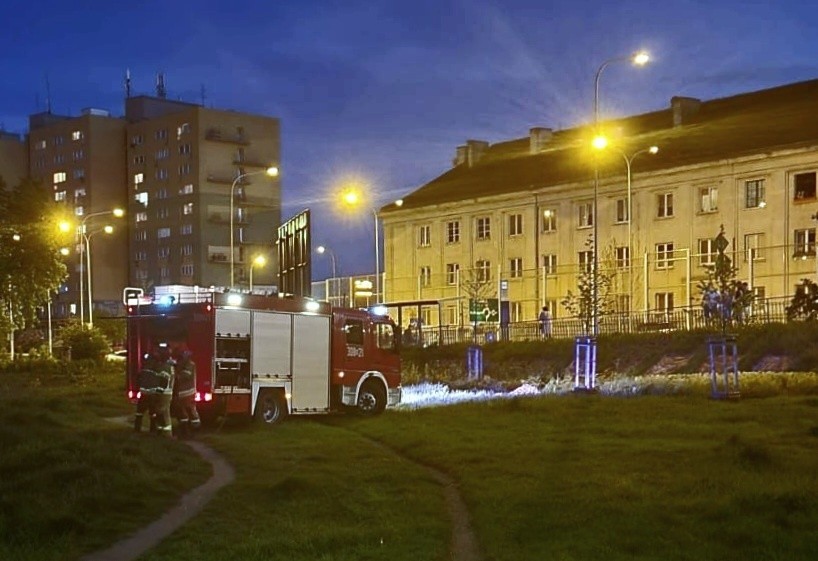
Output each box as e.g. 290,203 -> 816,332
381,78 -> 818,328
0,131 -> 27,186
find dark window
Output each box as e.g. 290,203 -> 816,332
794,172 -> 816,200
344,320 -> 364,345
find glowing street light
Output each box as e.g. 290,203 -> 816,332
248,254 -> 266,291
84,224 -> 114,329
316,245 -> 337,279
230,166 -> 279,288
77,208 -> 124,327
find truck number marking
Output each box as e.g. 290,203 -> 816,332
346,345 -> 364,358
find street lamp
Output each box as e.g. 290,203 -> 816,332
591,50 -> 650,336
230,166 -> 279,289
249,254 -> 266,292
77,208 -> 124,326
317,245 -> 339,306
83,225 -> 114,329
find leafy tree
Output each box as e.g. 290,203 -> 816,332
56,320 -> 111,361
561,234 -> 616,335
696,225 -> 754,331
0,175 -> 70,347
94,312 -> 126,348
786,278 -> 818,321
461,266 -> 494,343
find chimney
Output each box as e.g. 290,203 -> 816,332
466,139 -> 489,167
671,96 -> 701,126
529,127 -> 553,154
453,145 -> 468,167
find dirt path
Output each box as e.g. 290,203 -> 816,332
80,440 -> 235,561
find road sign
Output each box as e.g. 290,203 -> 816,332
469,298 -> 499,323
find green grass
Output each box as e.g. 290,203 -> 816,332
3,362 -> 818,560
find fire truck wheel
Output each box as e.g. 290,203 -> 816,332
255,389 -> 286,425
357,381 -> 387,416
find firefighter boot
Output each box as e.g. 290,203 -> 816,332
133,413 -> 143,432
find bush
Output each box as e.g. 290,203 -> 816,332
55,321 -> 111,361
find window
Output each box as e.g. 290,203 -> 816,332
135,251 -> 147,261
698,238 -> 717,267
73,188 -> 86,200
511,301 -> 523,323
135,212 -> 148,223
72,168 -> 85,180
134,229 -> 147,241
418,225 -> 431,247
180,183 -> 194,195
72,130 -> 83,141
794,172 -> 816,200
616,295 -> 631,313
134,173 -> 144,185
476,217 -> 491,240
53,154 -> 65,164
72,149 -> 84,161
475,259 -> 491,282
135,192 -> 149,206
134,155 -> 145,165
657,193 -> 674,218
509,257 -> 523,278
446,220 -> 460,243
794,228 -> 816,257
655,292 -> 674,312
136,270 -> 148,280
156,148 -> 169,160
131,134 -> 143,146
75,206 -> 84,217
53,172 -> 66,184
541,209 -> 557,232
744,233 -> 764,262
182,202 -> 194,215
181,264 -> 194,277
177,123 -> 191,138
179,163 -> 191,175
158,246 -> 170,258
53,135 -> 64,145
419,266 -> 431,287
375,323 -> 396,351
615,198 -> 629,224
160,267 -> 170,279
578,202 -> 593,228
542,254 -> 557,274
179,143 -> 191,155
446,306 -> 458,325
344,319 -> 364,346
615,246 -> 630,268
446,263 -> 459,285
157,227 -> 171,239
699,186 -> 718,213
181,244 -> 193,256
745,179 -> 765,208
508,213 -> 523,237
157,188 -> 168,199
578,250 -> 593,273
155,129 -> 168,140
180,224 -> 193,235
656,242 -> 675,269
34,139 -> 46,150
54,191 -> 66,202
158,208 -> 169,219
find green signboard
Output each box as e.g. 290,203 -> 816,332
469,298 -> 499,323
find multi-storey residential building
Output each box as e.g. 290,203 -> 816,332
0,131 -> 27,186
125,96 -> 281,292
381,78 -> 818,330
28,109 -> 127,319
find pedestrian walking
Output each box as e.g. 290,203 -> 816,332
538,306 -> 552,338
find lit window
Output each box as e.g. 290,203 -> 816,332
177,123 -> 191,138
134,173 -> 144,185
135,192 -> 149,206
71,130 -> 83,141
54,191 -> 67,202
541,209 -> 557,232
699,187 -> 718,213
34,139 -> 46,150
73,188 -> 86,200
180,183 -> 194,195
135,212 -> 148,223
74,206 -> 84,216
181,244 -> 193,256
183,202 -> 194,215
53,172 -> 67,184
157,227 -> 171,238
508,214 -> 523,237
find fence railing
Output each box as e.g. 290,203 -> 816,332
403,296 -> 793,347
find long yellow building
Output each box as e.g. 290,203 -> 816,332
381,78 -> 818,331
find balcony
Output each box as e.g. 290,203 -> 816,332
232,156 -> 270,168
206,173 -> 252,186
205,128 -> 249,145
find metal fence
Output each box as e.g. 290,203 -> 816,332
404,296 -> 792,347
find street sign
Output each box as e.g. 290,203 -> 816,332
469,298 -> 499,323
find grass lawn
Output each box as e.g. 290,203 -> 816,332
2,362 -> 817,560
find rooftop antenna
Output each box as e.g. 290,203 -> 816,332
45,74 -> 52,113
156,72 -> 166,99
200,84 -> 206,106
125,68 -> 132,98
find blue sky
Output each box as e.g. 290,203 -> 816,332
2,0 -> 817,278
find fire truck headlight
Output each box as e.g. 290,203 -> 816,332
227,294 -> 243,306
305,301 -> 320,313
370,305 -> 388,316
338,371 -> 345,379
204,392 -> 213,402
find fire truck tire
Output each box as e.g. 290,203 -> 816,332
255,389 -> 286,425
356,380 -> 387,416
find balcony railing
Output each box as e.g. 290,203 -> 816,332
205,128 -> 249,145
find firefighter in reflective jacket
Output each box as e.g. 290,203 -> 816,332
153,347 -> 176,437
134,351 -> 165,433
172,349 -> 200,439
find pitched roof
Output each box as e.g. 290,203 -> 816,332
387,78 -> 818,213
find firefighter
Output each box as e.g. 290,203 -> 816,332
153,346 -> 176,438
134,351 -> 163,433
172,349 -> 200,439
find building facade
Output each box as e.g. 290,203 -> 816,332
381,79 -> 818,331
0,131 -> 27,187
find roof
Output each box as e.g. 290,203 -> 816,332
386,78 -> 818,213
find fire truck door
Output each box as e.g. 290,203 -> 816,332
290,313 -> 331,412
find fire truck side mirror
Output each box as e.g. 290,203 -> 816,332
123,287 -> 144,305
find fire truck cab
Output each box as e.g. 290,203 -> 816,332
124,286 -> 401,424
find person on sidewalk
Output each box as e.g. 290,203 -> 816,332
538,306 -> 552,338
172,348 -> 200,439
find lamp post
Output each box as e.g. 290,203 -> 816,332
77,208 -> 124,327
249,254 -> 266,292
83,225 -> 114,329
591,50 -> 650,336
317,245 -> 338,306
229,166 -> 279,289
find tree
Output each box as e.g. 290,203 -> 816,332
0,175 -> 70,346
696,225 -> 754,331
561,234 -> 616,335
786,278 -> 818,321
56,320 -> 111,361
461,266 -> 495,343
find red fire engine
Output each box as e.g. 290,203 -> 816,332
124,286 -> 402,423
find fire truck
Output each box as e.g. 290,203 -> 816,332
124,286 -> 402,424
